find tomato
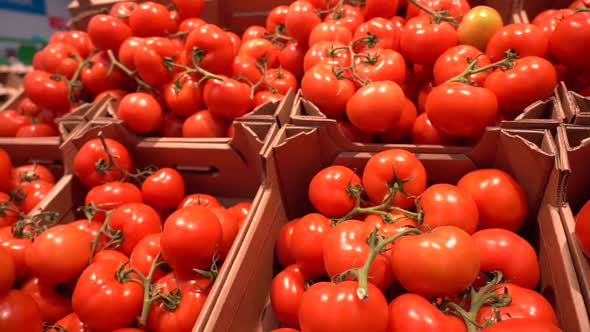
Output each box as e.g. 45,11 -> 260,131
179,18 -> 206,33
576,199 -> 590,257
0,110 -> 32,137
16,124 -> 58,137
279,42 -> 306,80
81,51 -> 127,96
270,265 -> 307,328
242,25 -> 267,42
0,290 -> 43,332
457,169 -> 528,232
238,38 -> 279,68
227,201 -> 251,228
117,37 -> 144,70
0,227 -> 32,280
480,319 -> 563,332
109,2 -> 136,24
118,92 -> 163,135
94,250 -> 129,265
87,15 -> 133,52
533,9 -> 573,40
73,259 -> 143,332
276,219 -> 298,268
173,0 -> 204,19
21,278 -> 72,324
433,45 -> 491,86
134,45 -> 176,87
129,233 -> 166,283
163,76 -> 202,117
25,224 -> 91,284
185,24 -> 235,76
159,112 -> 184,137
35,43 -> 80,74
0,247 -> 14,295
299,281 -> 388,332
23,70 -> 69,111
400,16 -> 458,65
233,54 -> 263,86
426,82 -> 497,137
142,168 -> 185,210
486,23 -> 549,62
364,214 -> 418,252
290,213 -> 331,277
178,193 -> 221,209
308,22 -> 353,47
203,77 -> 253,119
48,312 -> 89,332
226,31 -> 241,55
161,206 -> 223,277
477,283 -> 558,326
182,109 -> 229,138
0,193 -> 18,228
19,180 -> 54,214
266,5 -> 290,33
420,184 -> 479,233
362,149 -> 426,208
412,113 -> 461,145
85,182 -> 143,222
325,5 -> 364,32
377,98 -> 417,143
109,203 -> 161,255
387,293 -> 468,332
346,81 -> 405,133
361,0 -> 399,20
129,2 -> 176,37
391,226 -> 480,297
285,1 -> 321,46
338,119 -> 374,143
0,150 -> 11,193
301,65 -> 354,119
18,97 -> 40,116
263,68 -> 297,95
472,228 -> 539,289
354,17 -> 402,51
207,207 -> 238,258
94,89 -> 127,105
303,41 -> 350,72
406,0 -> 471,20
254,91 -> 284,107
355,48 -> 406,86
550,11 -> 590,71
457,6 -> 504,51
308,166 -> 361,217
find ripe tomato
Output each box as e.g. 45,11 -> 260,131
233,54 -> 263,86
16,124 -> 58,137
182,109 -> 229,138
391,226 -> 480,297
35,43 -> 80,74
0,290 -> 43,332
576,199 -> 590,258
338,119 -> 374,143
19,180 -> 54,213
203,77 -> 253,119
94,249 -> 129,265
238,38 -> 279,67
270,265 -> 307,328
400,16 -> 458,65
266,5 -> 290,33
178,193 -> 221,209
161,206 -> 223,277
347,81 -> 405,133
550,11 -> 590,71
406,0 -> 471,20
457,6 -> 504,51
25,224 -> 91,285
208,207 -> 239,258
308,166 -> 361,218
362,149 -> 427,208
227,201 -> 251,228
159,112 -> 184,137
433,45 -> 491,86
324,219 -> 395,291
426,82 -> 497,137
254,91 -> 284,107
87,15 -> 133,53
480,319 -> 562,332
0,247 -> 14,295
0,150 -> 11,192
18,97 -> 40,116
185,24 -> 234,76
457,169 -> 528,232
533,9 -> 573,40
134,45 -> 175,87
21,278 -> 72,324
388,293 -> 467,332
85,182 -> 143,222
264,68 -> 298,94
364,214 -> 418,253
299,281 -> 388,332
109,203 -> 161,255
361,0 -> 399,21
355,48 -> 406,85
377,98 -> 417,143
109,1 -> 136,24
129,2 -> 176,37
142,168 -> 185,210
242,25 -> 267,42
308,22 -> 353,46
290,213 -> 331,277
486,23 -> 549,62
164,75 -> 203,117
0,226 -> 32,280
303,41 -> 351,72
0,110 -> 32,137
324,5 -> 364,32
354,17 -> 403,51
285,1 -> 322,46
301,64 -> 355,118
173,0 -> 204,19
477,283 -> 558,326
118,37 -> 144,70
48,312 -> 89,332
63,31 -> 94,58
472,228 -> 539,289
279,42 -> 306,80
179,18 -> 206,33
420,184 -> 479,233
129,233 -> 166,282
80,52 -> 127,96
73,259 -> 143,332
23,70 -> 69,111
118,92 -> 163,135
11,164 -> 55,190
276,219 -> 298,268
412,113 -> 461,145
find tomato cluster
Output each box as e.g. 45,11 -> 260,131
0,138 -> 252,331
270,149 -> 560,331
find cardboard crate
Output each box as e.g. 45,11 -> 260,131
555,125 -> 590,319
558,84 -> 590,126
202,124 -> 589,332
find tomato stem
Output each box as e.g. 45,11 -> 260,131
329,35 -> 379,86
406,0 -> 460,27
192,253 -> 220,292
263,25 -> 296,49
138,251 -> 166,327
10,210 -> 60,239
165,49 -> 226,87
446,50 -> 518,84
87,209 -> 121,265
106,49 -> 154,91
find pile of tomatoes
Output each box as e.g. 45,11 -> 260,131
270,148 -> 561,332
0,136 -> 252,332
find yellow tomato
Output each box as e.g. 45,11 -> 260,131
457,6 -> 504,51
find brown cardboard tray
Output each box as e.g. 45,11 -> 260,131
560,86 -> 590,126
203,124 -> 589,332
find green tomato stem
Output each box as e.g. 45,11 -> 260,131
138,252 -> 164,327
446,50 -> 518,84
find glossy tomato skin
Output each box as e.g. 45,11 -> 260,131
85,182 -> 143,222
203,77 -> 253,119
362,149 -> 427,208
308,165 -> 361,217
276,219 -> 299,268
73,259 -> 143,332
20,278 -> 72,324
400,16 -> 458,66
208,207 -> 239,258
411,113 -> 461,145
457,169 -> 528,232
290,213 -> 331,277
81,52 -> 127,96
576,199 -> 590,257
48,312 -> 89,332
266,5 -> 289,32
338,119 -> 374,143
457,6 -> 504,51
142,168 -> 185,210
0,247 -> 14,295
254,91 -> 284,107
74,138 -> 132,188
309,22 -> 353,47
19,180 -> 54,213
182,109 -> 229,138
185,24 -> 234,76
391,226 -> 480,297
109,203 -> 162,255
486,23 -> 549,62
264,68 -> 298,94
0,110 -> 32,137
286,1 -> 322,46
0,290 -> 43,332
227,201 -> 251,228
94,249 -> 129,265
354,17 -> 403,51
178,193 -> 221,209
118,92 -> 163,135
0,193 -> 18,228
164,74 -> 203,117
533,9 -> 573,40
301,63 -> 355,118
346,81 -> 405,133
173,0 -> 204,19
426,82 -> 498,137
472,228 -> 540,289
129,233 -> 167,282
270,264 -> 307,328
87,15 -> 133,53
16,124 -> 58,137
279,42 -> 306,80
406,0 -> 471,21
420,183 -> 479,234
362,0 -> 399,21
129,2 -> 176,37
480,318 -> 563,332
23,70 -> 70,111
433,45 -> 491,86
11,164 -> 54,191
550,12 -> 590,71
303,41 -> 351,72
299,281 -> 388,332
355,48 -> 406,85
0,227 -> 32,281
387,293 -> 467,332
238,38 -> 279,67
324,5 -> 364,32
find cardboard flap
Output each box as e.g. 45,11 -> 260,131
240,88 -> 296,126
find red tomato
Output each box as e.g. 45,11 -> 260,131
159,112 -> 184,137
270,265 -> 307,328
233,54 -> 263,85
346,81 -> 405,133
308,22 -> 353,46
433,45 -> 491,86
472,228 -> 539,289
226,31 -> 241,55
161,206 -> 223,277
118,92 -> 163,134
25,224 -> 91,285
85,182 -> 143,222
0,110 -> 32,137
203,77 -> 253,119
23,70 -> 69,111
285,1 -> 321,46
338,119 -> 374,143
16,124 -> 58,137
241,25 -> 267,42
129,2 -> 176,37
279,42 -> 306,80
238,38 -> 279,67
276,219 -> 298,268
185,24 -> 234,76
48,312 -> 89,332
301,63 -> 355,118
109,203 -> 162,255
35,43 -> 80,74
412,113 -> 461,145
87,15 -> 133,52
377,98 -> 417,143
264,68 -> 298,94
19,180 -> 54,214
93,250 -> 129,265
576,199 -> 590,258
208,207 -> 239,258
18,97 -> 40,116
129,233 -> 166,283
227,201 -> 251,228
0,247 -> 14,295
354,17 -> 403,51
0,150 -> 12,192
480,319 -> 562,332
308,165 -> 361,217
134,45 -> 176,87
178,18 -> 206,33
299,281 -> 388,332
457,169 -> 528,232
93,89 -> 127,104
109,2 -> 136,24
142,168 -> 185,210
72,259 -> 143,332
254,91 -> 284,107
533,9 -> 574,40
21,278 -> 72,324
290,213 -> 331,277
303,41 -> 350,72
178,193 -> 221,209
80,52 -> 127,96
400,16 -> 458,65
266,5 -> 290,33
420,183 -> 479,233
324,5 -> 364,32
388,293 -> 468,331
0,290 -> 43,332
570,0 -> 590,8
550,11 -> 590,71
118,37 -> 144,70
0,227 -> 32,280
182,109 -> 229,138
173,0 -> 204,19
362,0 -> 399,20
391,226 -> 480,297
426,82 -> 498,137
164,75 -> 203,117
486,23 -> 549,62
406,0 -> 471,20
355,48 -> 406,85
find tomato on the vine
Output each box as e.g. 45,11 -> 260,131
74,138 -> 132,188
354,17 -> 403,51
308,22 -> 353,46
303,41 -> 351,72
182,109 -> 229,138
400,16 -> 458,65
420,183 -> 479,233
87,14 -> 133,53
19,180 -> 54,214
388,293 -> 467,332
109,203 -> 162,255
550,11 -> 590,71
308,165 -> 361,218
0,110 -> 32,137
486,23 -> 549,62
185,24 -> 235,76
85,182 -> 143,222
24,70 -> 70,111
276,219 -> 298,268
377,98 -> 418,143
128,1 -> 176,37
346,81 -> 405,133
0,247 -> 14,295
203,77 -> 253,119
433,45 -> 491,86
290,213 -> 331,277
324,5 -> 364,32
